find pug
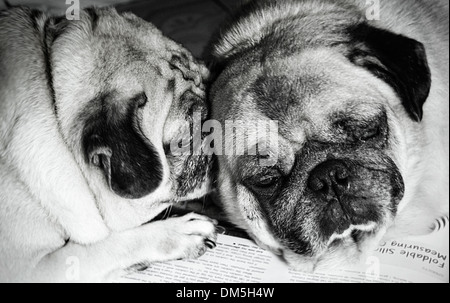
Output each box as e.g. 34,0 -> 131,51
0,6 -> 217,282
209,0 -> 449,271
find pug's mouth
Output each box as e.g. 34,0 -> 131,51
278,220 -> 390,272
274,196 -> 396,267
326,221 -> 379,247
175,154 -> 212,197
166,119 -> 214,201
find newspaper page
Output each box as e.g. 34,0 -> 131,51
115,218 -> 449,283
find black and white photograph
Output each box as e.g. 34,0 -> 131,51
0,0 -> 448,286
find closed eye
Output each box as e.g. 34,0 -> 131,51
333,111 -> 388,143
336,121 -> 380,141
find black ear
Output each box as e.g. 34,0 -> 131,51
348,23 -> 432,122
82,93 -> 163,200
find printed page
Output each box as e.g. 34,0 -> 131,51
115,235 -> 281,283
115,219 -> 449,283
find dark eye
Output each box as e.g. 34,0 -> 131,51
244,172 -> 283,194
244,171 -> 284,202
254,176 -> 280,188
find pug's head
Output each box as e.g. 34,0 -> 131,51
48,7 -> 211,231
210,1 -> 431,270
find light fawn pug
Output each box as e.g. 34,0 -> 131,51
209,0 -> 449,271
0,6 -> 217,282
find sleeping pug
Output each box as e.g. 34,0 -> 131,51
0,6 -> 216,282
209,0 -> 449,271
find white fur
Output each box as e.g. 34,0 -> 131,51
213,0 -> 449,270
0,7 -> 215,282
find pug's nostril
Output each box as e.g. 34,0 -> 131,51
335,172 -> 350,187
308,177 -> 328,193
336,167 -> 349,180
308,160 -> 352,199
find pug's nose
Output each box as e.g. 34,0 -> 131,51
308,160 -> 351,201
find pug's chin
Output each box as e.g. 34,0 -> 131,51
282,224 -> 389,273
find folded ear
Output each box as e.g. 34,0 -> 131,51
348,23 -> 432,122
82,93 -> 163,199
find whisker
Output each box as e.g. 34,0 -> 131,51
163,205 -> 173,220
201,196 -> 207,213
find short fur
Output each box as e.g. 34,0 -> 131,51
210,0 -> 449,270
0,7 -> 216,282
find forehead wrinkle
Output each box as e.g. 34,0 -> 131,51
253,53 -> 333,119
252,73 -> 325,117
250,77 -> 325,145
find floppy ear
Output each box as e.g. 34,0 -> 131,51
82,93 -> 163,200
348,23 -> 432,122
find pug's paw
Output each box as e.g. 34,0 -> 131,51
147,213 -> 218,262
